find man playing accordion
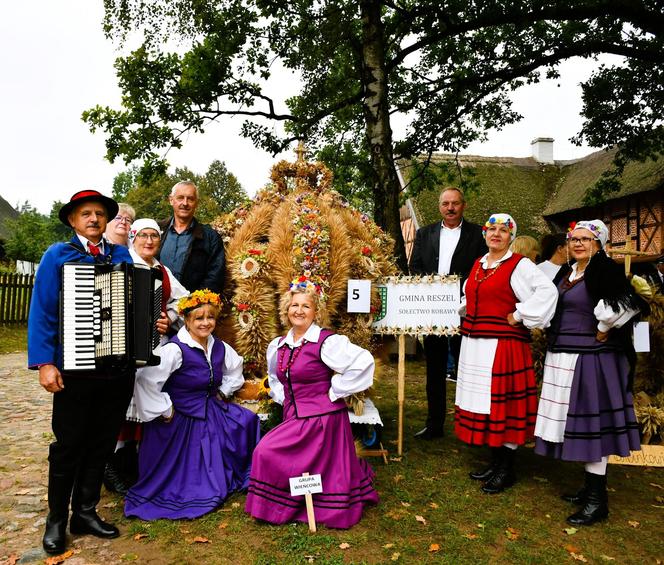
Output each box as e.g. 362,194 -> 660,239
28,190 -> 133,555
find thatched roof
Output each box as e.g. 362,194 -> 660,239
543,148 -> 664,215
0,193 -> 18,241
401,154 -> 558,237
402,149 -> 664,234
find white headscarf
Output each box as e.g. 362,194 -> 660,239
570,219 -> 609,248
128,218 -> 162,247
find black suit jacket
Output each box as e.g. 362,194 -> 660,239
409,219 -> 487,290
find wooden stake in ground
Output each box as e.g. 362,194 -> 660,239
302,473 -> 316,533
397,334 -> 405,456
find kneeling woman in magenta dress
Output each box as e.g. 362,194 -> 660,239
245,278 -> 379,528
125,291 -> 260,520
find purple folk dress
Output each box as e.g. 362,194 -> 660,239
534,277 -> 640,462
245,329 -> 378,529
125,334 -> 260,520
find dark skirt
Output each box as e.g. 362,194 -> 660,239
535,351 -> 640,462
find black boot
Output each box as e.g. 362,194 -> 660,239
43,470 -> 75,555
70,466 -> 120,539
561,472 -> 589,505
566,472 -> 609,526
469,447 -> 501,481
103,460 -> 129,496
481,447 -> 516,494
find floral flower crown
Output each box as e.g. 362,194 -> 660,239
567,220 -> 600,238
177,289 -> 222,315
482,214 -> 516,235
289,275 -> 323,297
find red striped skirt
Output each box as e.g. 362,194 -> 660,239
455,338 -> 537,447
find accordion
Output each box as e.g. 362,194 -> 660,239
61,262 -> 163,372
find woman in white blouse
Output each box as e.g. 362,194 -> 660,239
535,220 -> 643,526
124,291 -> 260,520
244,277 -> 379,529
455,213 -> 558,494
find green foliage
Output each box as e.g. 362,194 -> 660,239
3,202 -> 55,263
87,0 -> 664,248
117,159 -> 248,223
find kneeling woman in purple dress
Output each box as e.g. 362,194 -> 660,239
535,220 -> 644,526
245,277 -> 379,529
125,291 -> 260,520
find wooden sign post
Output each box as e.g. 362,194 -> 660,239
289,472 -> 323,533
372,275 -> 462,456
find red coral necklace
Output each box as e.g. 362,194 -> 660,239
278,340 -> 308,374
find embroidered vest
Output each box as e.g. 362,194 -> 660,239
277,329 -> 347,418
461,253 -> 530,341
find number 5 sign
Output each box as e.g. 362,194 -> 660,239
347,279 -> 371,313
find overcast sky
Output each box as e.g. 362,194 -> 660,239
1,1 -> 608,214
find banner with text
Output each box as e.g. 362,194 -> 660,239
372,275 -> 461,336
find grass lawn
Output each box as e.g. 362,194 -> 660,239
95,356 -> 664,564
0,325 -> 27,354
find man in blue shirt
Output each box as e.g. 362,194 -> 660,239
28,190 -> 133,555
158,180 -> 225,293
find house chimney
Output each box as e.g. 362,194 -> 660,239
531,137 -> 554,164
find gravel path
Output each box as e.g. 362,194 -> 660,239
0,354 -> 130,564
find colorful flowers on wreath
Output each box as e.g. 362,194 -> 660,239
177,289 -> 221,315
291,192 -> 330,296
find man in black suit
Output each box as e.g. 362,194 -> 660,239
409,187 -> 487,439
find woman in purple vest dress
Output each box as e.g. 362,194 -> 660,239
245,278 -> 379,529
124,291 -> 260,520
535,220 -> 644,526
455,214 -> 557,494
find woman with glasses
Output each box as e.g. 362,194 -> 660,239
535,220 -> 645,526
104,219 -> 190,495
104,203 -> 136,246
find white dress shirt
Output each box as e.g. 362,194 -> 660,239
437,221 -> 462,275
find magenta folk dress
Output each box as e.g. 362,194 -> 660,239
245,324 -> 378,529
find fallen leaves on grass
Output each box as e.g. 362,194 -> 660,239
339,542 -> 350,550
218,522 -> 228,529
464,533 -> 479,540
505,527 -> 519,541
391,552 -> 401,561
628,520 -> 640,528
390,457 -> 402,462
191,536 -> 211,544
429,502 -> 439,509
599,556 -> 616,561
650,483 -> 663,490
133,533 -> 148,540
415,515 -> 427,525
563,527 -> 578,535
393,474 -> 404,483
102,501 -> 118,508
400,502 -> 411,507
231,502 -> 241,508
570,553 -> 588,562
44,550 -> 74,564
383,543 -> 395,549
564,545 -> 580,554
429,544 -> 440,552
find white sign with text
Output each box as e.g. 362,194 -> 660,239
289,473 -> 323,496
347,279 -> 372,313
372,276 -> 461,335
